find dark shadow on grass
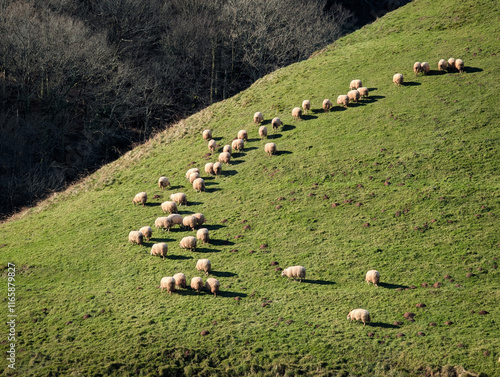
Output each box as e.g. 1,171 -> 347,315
195,247 -> 221,253
167,255 -> 193,260
212,136 -> 223,141
247,138 -> 260,143
204,179 -> 219,186
232,152 -> 246,158
218,290 -> 248,298
367,322 -> 400,329
187,201 -> 203,206
426,70 -> 446,76
310,108 -> 323,114
205,187 -> 221,193
378,282 -> 409,289
144,202 -> 161,207
169,185 -> 184,190
367,87 -> 377,91
211,271 -> 238,278
245,146 -> 258,151
221,170 -> 237,177
301,114 -> 318,121
329,106 -> 347,112
303,279 -> 335,285
173,289 -> 203,296
261,119 -> 272,126
209,238 -> 234,246
464,66 -> 482,73
281,124 -> 296,132
275,150 -> 292,156
402,81 -> 421,87
267,133 -> 282,140
230,160 -> 244,165
348,102 -> 365,108
361,95 -> 385,104
149,237 -> 175,243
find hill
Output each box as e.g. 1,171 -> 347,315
1,0 -> 499,375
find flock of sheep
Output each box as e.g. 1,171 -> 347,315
126,56 -> 465,324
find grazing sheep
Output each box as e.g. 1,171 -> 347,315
438,59 -> 448,71
151,243 -> 168,260
219,152 -> 231,164
192,213 -> 205,226
189,172 -> 201,184
272,117 -> 283,132
193,178 -> 205,192
237,130 -> 248,141
158,176 -> 170,190
358,87 -> 369,98
202,129 -> 212,141
337,95 -> 349,108
133,192 -> 147,206
185,168 -> 200,179
182,215 -> 198,231
161,201 -> 178,214
205,162 -> 214,176
180,236 -> 197,251
322,99 -> 333,112
421,62 -> 430,74
347,90 -> 360,103
139,226 -> 153,241
393,73 -> 404,86
350,79 -> 362,90
208,139 -> 216,154
155,217 -> 172,232
190,277 -> 204,292
232,138 -> 244,152
447,58 -> 456,72
166,214 -> 183,228
455,58 -> 464,73
196,258 -> 211,275
213,162 -> 222,176
222,145 -> 232,154
292,107 -> 302,120
264,142 -> 277,156
170,192 -> 187,206
173,273 -> 187,288
160,277 -> 175,294
347,309 -> 371,326
259,126 -> 268,140
205,277 -> 220,297
128,231 -> 144,245
197,228 -> 209,244
302,100 -> 311,114
253,112 -> 264,124
413,62 -> 422,76
365,270 -> 380,287
281,265 -> 306,282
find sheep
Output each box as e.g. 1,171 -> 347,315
393,73 -> 404,86
128,230 -> 144,245
182,215 -> 198,231
170,192 -> 187,206
196,258 -> 211,275
180,236 -> 197,251
166,214 -> 183,228
151,243 -> 168,260
302,100 -> 311,115
322,99 -> 333,112
358,87 -> 369,98
292,107 -> 302,120
158,176 -> 170,190
213,162 -> 222,176
259,126 -> 268,140
193,178 -> 205,192
139,226 -> 153,241
160,277 -> 175,294
421,62 -> 430,74
447,58 -> 456,72
264,142 -> 277,156
208,139 -> 216,154
413,62 -> 422,76
197,228 -> 209,244
438,59 -> 448,71
232,138 -> 245,152
337,95 -> 349,108
365,270 -> 380,287
192,213 -> 205,226
202,129 -> 212,141
185,168 -> 200,179
347,309 -> 371,326
222,145 -> 232,154
219,152 -> 231,164
272,117 -> 283,132
347,90 -> 360,103
190,277 -> 204,292
205,162 -> 214,176
204,277 -> 220,297
133,192 -> 147,206
253,111 -> 264,124
350,79 -> 362,90
161,201 -> 178,214
281,265 -> 306,282
173,273 -> 187,288
455,58 -> 464,73
189,172 -> 201,184
155,217 -> 172,232
237,130 -> 248,141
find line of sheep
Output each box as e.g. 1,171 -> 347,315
394,57 -> 465,86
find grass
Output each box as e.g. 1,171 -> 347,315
1,0 -> 499,375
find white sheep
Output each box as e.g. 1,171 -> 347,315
219,152 -> 231,165
447,58 -> 456,72
205,277 -> 220,297
208,139 -> 216,154
455,58 -> 464,73
213,162 -> 222,176
302,100 -> 311,114
231,138 -> 244,152
358,87 -> 369,98
281,265 -> 306,282
272,117 -> 283,132
202,129 -> 212,141
158,176 -> 170,190
196,258 -> 211,275
413,62 -> 422,76
205,162 -> 214,176
190,277 -> 204,292
155,217 -> 172,232
347,90 -> 360,103
128,230 -> 144,245
350,79 -> 362,90
189,172 -> 201,184
151,243 -> 168,260
139,226 -> 152,241
322,99 -> 333,112
133,192 -> 147,206
192,213 -> 205,226
438,59 -> 448,71
166,214 -> 183,228
253,112 -> 264,124
160,276 -> 175,294
264,142 -> 277,156
365,270 -> 380,287
347,309 -> 371,326
185,168 -> 200,179
393,73 -> 404,86
259,126 -> 268,140
180,236 -> 197,251
182,215 -> 198,231
193,178 -> 205,192
222,145 -> 232,154
196,228 -> 209,244
421,62 -> 430,74
337,95 -> 349,108
161,201 -> 178,215
292,107 -> 302,120
237,130 -> 248,141
170,192 -> 187,206
173,273 -> 187,288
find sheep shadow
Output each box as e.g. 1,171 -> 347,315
402,81 -> 421,87
186,201 -> 203,206
212,137 -> 223,141
267,133 -> 282,140
221,170 -> 237,177
209,239 -> 235,246
367,322 -> 400,329
211,271 -> 238,278
378,282 -> 409,289
275,150 -> 292,156
205,187 -> 221,193
167,255 -> 193,260
367,87 -> 378,91
302,279 -> 335,285
281,124 -> 296,132
169,185 -> 184,190
204,181 -> 218,186
426,70 -> 447,76
301,114 -> 318,121
149,237 -> 176,243
218,290 -> 248,298
247,138 -> 261,143
329,106 -> 347,112
464,66 -> 482,73
348,102 -> 365,108
172,289 -> 203,297
195,247 -> 221,253
232,152 -> 246,158
144,202 -> 161,207
244,146 -> 258,151
261,119 -> 272,126
229,160 -> 245,166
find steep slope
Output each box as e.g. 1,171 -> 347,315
1,0 -> 499,375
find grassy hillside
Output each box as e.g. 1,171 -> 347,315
1,0 -> 499,375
